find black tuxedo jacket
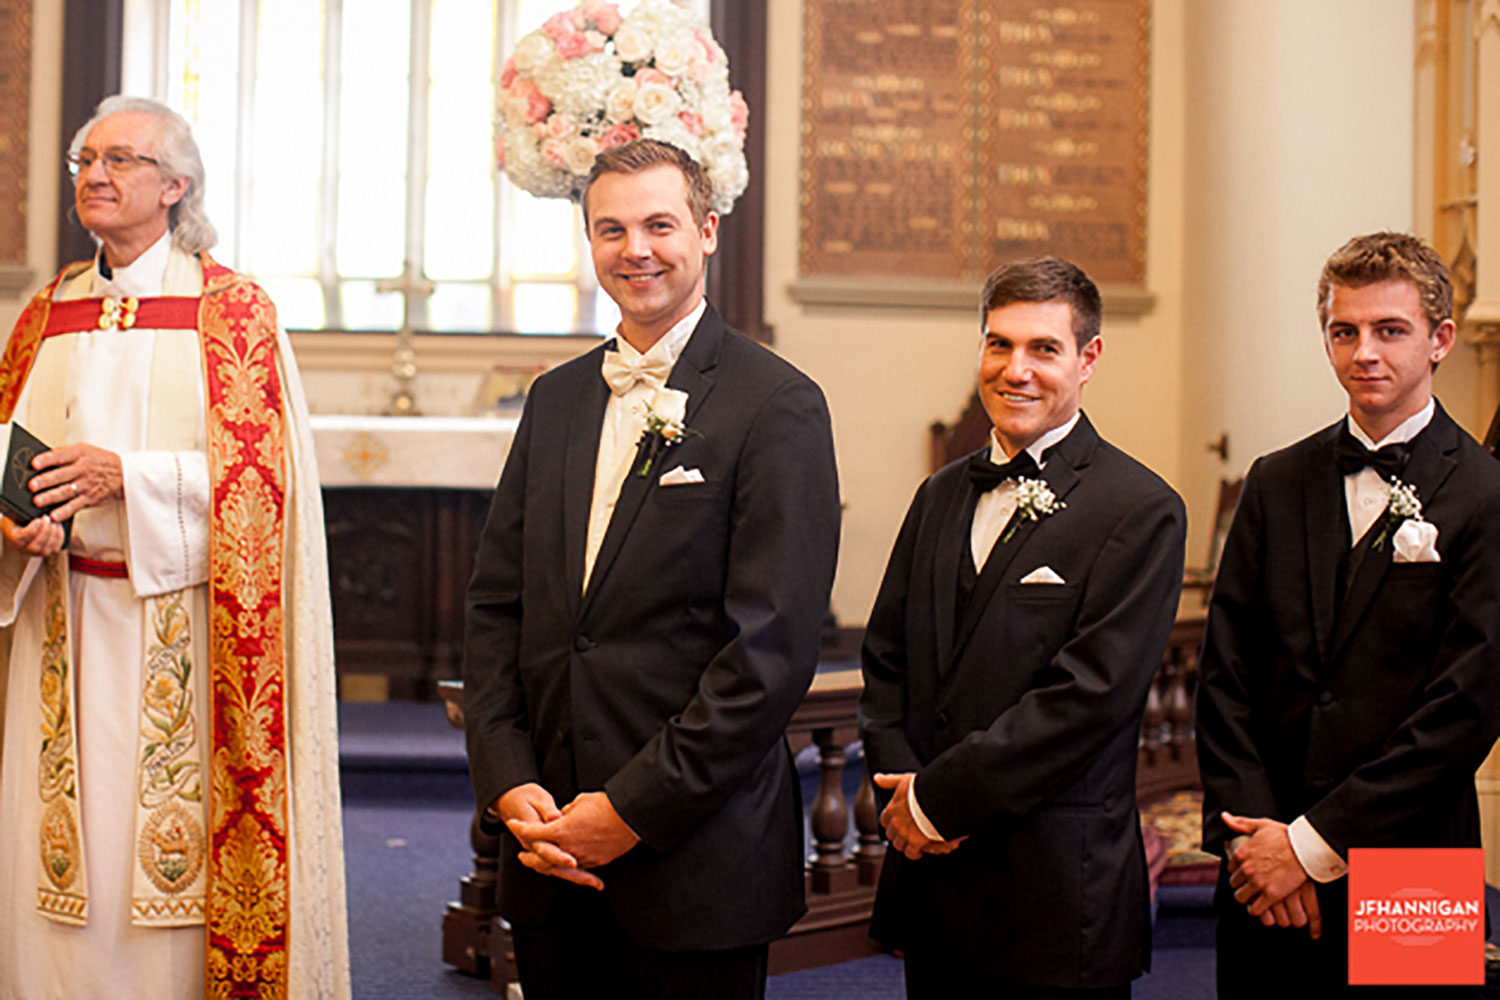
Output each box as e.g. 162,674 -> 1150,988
463,306 -> 840,952
859,414 -> 1185,989
1198,401 -> 1500,871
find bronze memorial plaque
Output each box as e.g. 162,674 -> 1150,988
800,0 -> 1149,287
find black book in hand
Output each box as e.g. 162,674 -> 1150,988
1,422 -> 72,547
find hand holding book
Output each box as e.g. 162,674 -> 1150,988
1,422 -> 75,551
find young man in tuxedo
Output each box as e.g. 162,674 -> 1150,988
462,140 -> 840,999
1197,231 -> 1500,997
859,256 -> 1186,998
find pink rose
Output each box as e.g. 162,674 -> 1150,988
541,137 -> 568,168
499,57 -> 517,89
494,134 -> 506,170
729,90 -> 749,139
584,30 -> 607,52
601,123 -> 641,148
677,112 -> 703,136
687,58 -> 711,82
583,2 -> 622,34
555,31 -> 592,60
694,31 -> 720,62
635,68 -> 672,87
542,11 -> 574,39
518,79 -> 551,125
544,113 -> 577,139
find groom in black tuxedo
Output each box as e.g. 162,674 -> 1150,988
463,140 -> 839,1000
1197,232 -> 1500,997
859,256 -> 1186,998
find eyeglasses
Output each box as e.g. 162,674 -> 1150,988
66,148 -> 161,178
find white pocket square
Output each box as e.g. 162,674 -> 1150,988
658,465 -> 705,486
1019,565 -> 1066,585
1391,519 -> 1440,563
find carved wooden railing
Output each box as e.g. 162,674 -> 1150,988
436,615 -> 1207,991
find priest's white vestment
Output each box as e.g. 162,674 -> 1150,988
0,236 -> 350,1000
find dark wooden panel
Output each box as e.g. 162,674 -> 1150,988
323,487 -> 491,700
57,0 -> 123,269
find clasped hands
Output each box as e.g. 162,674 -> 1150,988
873,772 -> 967,861
495,783 -> 641,891
1221,811 -> 1322,939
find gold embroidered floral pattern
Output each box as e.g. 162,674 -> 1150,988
199,258 -> 291,997
212,467 -> 281,613
0,269 -> 66,420
138,592 -> 201,807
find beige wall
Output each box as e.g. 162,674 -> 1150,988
0,2 -> 63,335
769,0 -> 1429,625
1176,0 -> 1419,565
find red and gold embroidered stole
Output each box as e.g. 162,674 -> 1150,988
1,255 -> 293,998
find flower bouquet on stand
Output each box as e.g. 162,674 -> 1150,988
495,0 -> 749,214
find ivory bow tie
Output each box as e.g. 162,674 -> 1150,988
601,349 -> 673,396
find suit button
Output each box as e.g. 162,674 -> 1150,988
936,711 -> 951,728
1317,691 -> 1335,706
574,635 -> 591,652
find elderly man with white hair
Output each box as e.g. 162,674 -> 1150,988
0,96 -> 349,1000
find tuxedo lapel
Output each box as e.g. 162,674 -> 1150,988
1303,424 -> 1343,664
564,351 -> 611,613
932,473 -> 978,674
580,307 -> 723,616
950,416 -> 1091,664
1326,406 -> 1459,663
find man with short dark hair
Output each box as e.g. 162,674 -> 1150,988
0,96 -> 347,1000
860,255 -> 1185,998
1197,231 -> 1500,997
463,139 -> 840,999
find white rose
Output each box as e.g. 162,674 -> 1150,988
700,100 -> 731,133
563,135 -> 599,176
632,82 -> 679,125
612,25 -> 651,63
512,32 -> 555,77
650,387 -> 689,426
652,32 -> 695,77
606,82 -> 638,123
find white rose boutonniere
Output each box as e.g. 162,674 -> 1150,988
1003,477 -> 1065,543
635,387 -> 694,476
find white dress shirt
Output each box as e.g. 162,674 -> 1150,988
1286,399 -> 1435,883
581,300 -> 705,593
908,412 -> 1081,842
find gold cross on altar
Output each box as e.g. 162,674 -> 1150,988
375,260 -> 435,416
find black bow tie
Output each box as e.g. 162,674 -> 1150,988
1334,426 -> 1412,479
968,449 -> 1038,493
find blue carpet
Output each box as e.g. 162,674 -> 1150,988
338,701 -> 1227,998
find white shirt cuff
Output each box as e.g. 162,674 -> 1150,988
906,776 -> 945,842
1288,815 -> 1347,882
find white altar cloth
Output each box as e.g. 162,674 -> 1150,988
310,414 -> 518,488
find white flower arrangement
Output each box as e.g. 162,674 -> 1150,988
1372,477 -> 1423,551
1003,477 -> 1065,543
495,0 -> 750,215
